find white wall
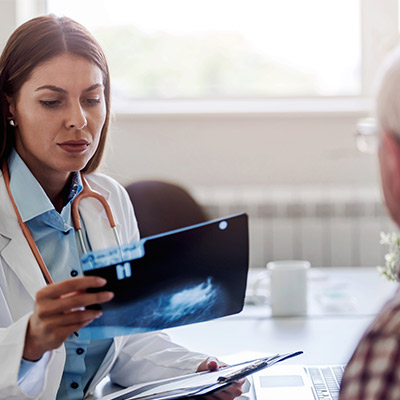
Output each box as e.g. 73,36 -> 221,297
0,0 -> 17,50
103,109 -> 379,191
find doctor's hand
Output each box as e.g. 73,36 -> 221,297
23,276 -> 113,362
196,357 -> 246,400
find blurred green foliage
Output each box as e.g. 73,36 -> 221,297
94,26 -> 319,99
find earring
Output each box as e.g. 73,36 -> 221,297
9,119 -> 15,127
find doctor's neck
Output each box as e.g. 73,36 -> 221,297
40,174 -> 73,213
30,165 -> 73,213
14,149 -> 73,213
46,180 -> 73,213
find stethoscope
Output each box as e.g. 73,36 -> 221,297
2,161 -> 122,284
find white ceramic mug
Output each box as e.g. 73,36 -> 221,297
267,260 -> 310,316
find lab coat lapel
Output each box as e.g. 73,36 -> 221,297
0,174 -> 47,300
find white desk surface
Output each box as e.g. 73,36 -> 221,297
242,267 -> 397,318
93,267 -> 398,398
166,267 -> 397,365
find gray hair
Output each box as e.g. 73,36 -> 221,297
376,46 -> 400,138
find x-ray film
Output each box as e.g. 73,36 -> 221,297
80,213 -> 248,339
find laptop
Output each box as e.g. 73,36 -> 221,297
252,363 -> 345,400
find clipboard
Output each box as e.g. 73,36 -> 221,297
80,213 -> 249,339
101,351 -> 304,400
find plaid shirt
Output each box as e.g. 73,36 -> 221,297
339,286 -> 400,400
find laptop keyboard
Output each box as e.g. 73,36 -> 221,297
308,366 -> 345,400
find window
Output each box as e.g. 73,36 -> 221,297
47,0 -> 362,100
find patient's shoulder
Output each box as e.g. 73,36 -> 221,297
367,288 -> 400,337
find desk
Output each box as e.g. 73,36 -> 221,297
243,267 -> 397,318
167,267 -> 397,365
93,267 -> 397,398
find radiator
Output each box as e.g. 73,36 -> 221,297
192,185 -> 397,268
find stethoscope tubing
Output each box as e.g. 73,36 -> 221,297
71,177 -> 122,253
2,160 -> 121,284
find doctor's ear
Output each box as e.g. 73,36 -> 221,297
5,95 -> 16,115
4,95 -> 17,127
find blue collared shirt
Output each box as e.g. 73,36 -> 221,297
9,150 -> 112,399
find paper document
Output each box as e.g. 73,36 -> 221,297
101,352 -> 303,400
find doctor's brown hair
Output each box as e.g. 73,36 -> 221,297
0,14 -> 110,173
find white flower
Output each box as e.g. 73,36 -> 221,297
378,231 -> 400,282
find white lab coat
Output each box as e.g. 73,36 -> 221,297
0,171 -> 207,399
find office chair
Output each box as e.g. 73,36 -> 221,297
125,180 -> 208,237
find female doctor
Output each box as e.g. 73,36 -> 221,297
0,15 -> 244,400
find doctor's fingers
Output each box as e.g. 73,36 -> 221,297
36,308 -> 102,333
204,383 -> 244,400
197,357 -> 227,372
35,290 -> 114,317
35,276 -> 108,300
27,310 -> 102,353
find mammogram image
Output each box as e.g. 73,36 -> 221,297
80,215 -> 248,339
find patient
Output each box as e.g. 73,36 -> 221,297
339,47 -> 400,399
